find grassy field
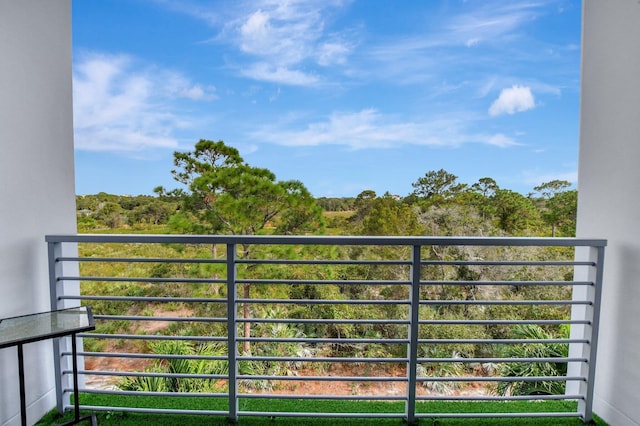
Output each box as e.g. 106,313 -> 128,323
36,394 -> 607,425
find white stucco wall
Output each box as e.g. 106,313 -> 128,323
578,1 -> 640,425
0,1 -> 76,425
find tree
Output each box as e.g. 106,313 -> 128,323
169,139 -> 324,353
412,169 -> 467,204
95,201 -> 126,229
131,200 -> 175,225
470,177 -> 499,220
359,193 -> 423,236
275,180 -> 324,235
547,189 -> 577,236
492,189 -> 540,234
351,190 -> 377,223
171,140 -> 323,236
471,177 -> 499,198
533,180 -> 576,237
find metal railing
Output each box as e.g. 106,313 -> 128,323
46,234 -> 606,423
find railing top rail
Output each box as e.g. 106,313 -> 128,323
45,234 -> 607,247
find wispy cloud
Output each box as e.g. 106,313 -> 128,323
362,1 -> 560,91
164,0 -> 355,86
485,133 -> 519,147
488,85 -> 535,116
240,63 -> 320,86
73,52 -> 215,153
447,2 -> 546,47
250,108 -> 519,149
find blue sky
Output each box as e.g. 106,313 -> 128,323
72,0 -> 582,197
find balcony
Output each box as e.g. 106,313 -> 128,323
45,234 -> 605,424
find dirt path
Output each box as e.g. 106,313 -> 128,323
83,307 -> 492,397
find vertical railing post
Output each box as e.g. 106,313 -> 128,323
226,243 -> 238,422
583,245 -> 605,423
567,245 -> 605,422
48,240 -> 81,413
406,244 -> 421,425
48,241 -> 65,413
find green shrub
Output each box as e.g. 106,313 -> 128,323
496,324 -> 569,396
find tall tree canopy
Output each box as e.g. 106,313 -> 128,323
412,169 -> 467,204
533,180 -> 576,237
352,191 -> 423,236
169,139 -> 324,236
492,189 -> 540,234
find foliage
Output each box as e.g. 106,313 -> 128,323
491,189 -> 541,234
496,324 -> 569,396
411,169 -> 467,205
168,139 -> 324,236
77,193 -> 179,230
352,191 -> 424,236
316,196 -> 356,211
165,139 -> 326,353
77,166 -> 576,239
119,341 -> 228,393
533,180 -> 577,237
75,162 -> 583,400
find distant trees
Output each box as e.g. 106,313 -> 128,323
316,197 -> 356,212
411,169 -> 467,204
352,191 -> 424,236
533,180 -> 577,237
76,193 -> 179,230
492,189 -> 540,234
76,165 -> 577,238
405,171 -> 575,237
470,177 -> 499,221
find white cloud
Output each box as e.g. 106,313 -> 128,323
178,85 -> 214,100
360,2 -> 561,91
448,2 -> 544,47
240,10 -> 271,49
317,41 -> 351,66
173,0 -> 354,86
485,133 -> 519,147
251,109 -> 519,150
465,38 -> 480,47
488,85 -> 535,116
163,73 -> 218,101
232,1 -> 353,84
73,52 -> 214,152
241,63 -> 319,86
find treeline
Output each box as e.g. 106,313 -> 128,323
77,190 -> 181,230
347,171 -> 577,237
78,170 -> 576,238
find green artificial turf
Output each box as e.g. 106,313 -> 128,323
35,394 -> 608,425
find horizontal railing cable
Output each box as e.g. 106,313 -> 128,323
420,299 -> 591,305
420,280 -> 593,286
61,295 -> 226,303
58,276 -> 226,284
57,256 -> 227,264
70,351 -> 228,361
94,315 -> 227,323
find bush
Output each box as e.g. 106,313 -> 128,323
496,324 -> 569,396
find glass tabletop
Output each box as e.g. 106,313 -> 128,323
0,306 -> 94,349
